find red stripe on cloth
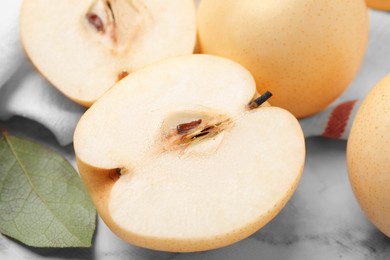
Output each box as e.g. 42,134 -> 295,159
322,100 -> 358,139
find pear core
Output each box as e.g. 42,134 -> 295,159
74,54 -> 305,252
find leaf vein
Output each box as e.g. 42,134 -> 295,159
3,135 -> 86,245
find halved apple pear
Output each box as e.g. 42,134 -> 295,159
74,54 -> 306,252
20,0 -> 196,106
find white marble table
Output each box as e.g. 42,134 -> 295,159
1,116 -> 389,260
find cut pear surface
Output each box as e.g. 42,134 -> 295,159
74,55 -> 305,252
20,0 -> 196,106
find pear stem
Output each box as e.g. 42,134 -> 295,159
248,91 -> 273,109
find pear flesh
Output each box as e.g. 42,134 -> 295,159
74,55 -> 305,252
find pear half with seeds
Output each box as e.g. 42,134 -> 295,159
74,54 -> 306,252
20,0 -> 196,106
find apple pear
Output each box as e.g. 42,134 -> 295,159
347,75 -> 390,237
20,0 -> 196,106
366,0 -> 390,10
197,0 -> 368,118
74,54 -> 305,252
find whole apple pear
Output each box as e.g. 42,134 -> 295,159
366,0 -> 390,10
347,75 -> 390,237
197,0 -> 368,118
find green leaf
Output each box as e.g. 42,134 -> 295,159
0,132 -> 96,247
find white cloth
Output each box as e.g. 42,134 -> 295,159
0,0 -> 23,87
0,61 -> 85,145
0,5 -> 389,145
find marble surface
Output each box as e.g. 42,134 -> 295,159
0,116 -> 389,260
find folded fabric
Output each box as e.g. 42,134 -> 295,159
0,60 -> 85,146
0,0 -> 23,88
0,5 -> 389,145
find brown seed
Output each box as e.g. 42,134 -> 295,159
200,126 -> 214,133
86,12 -> 105,33
191,132 -> 209,140
177,119 -> 202,135
109,168 -> 121,182
117,70 -> 129,81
